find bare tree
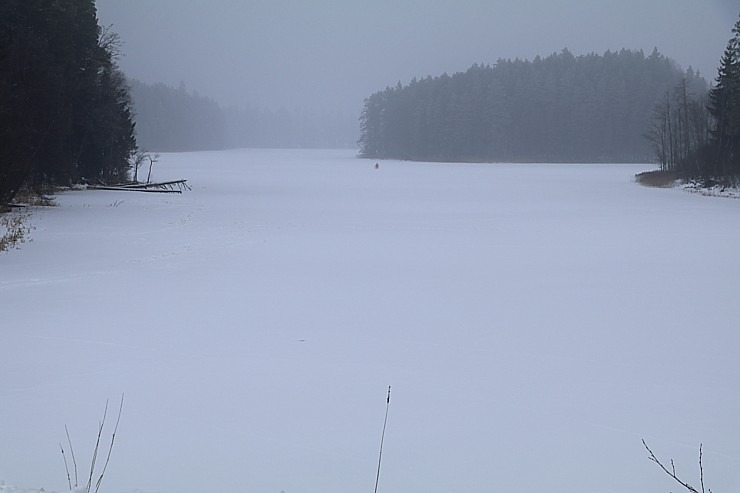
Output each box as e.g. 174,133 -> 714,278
145,153 -> 160,184
129,151 -> 159,184
130,151 -> 147,183
642,439 -> 710,493
645,79 -> 713,176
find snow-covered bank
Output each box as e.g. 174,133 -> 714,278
2,149 -> 739,493
683,180 -> 740,199
0,483 -> 48,493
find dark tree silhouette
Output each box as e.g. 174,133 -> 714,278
0,0 -> 137,205
358,49 -> 707,164
708,12 -> 740,178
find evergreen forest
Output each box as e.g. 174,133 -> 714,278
358,48 -> 708,163
3,1 -> 739,210
707,14 -> 740,179
129,80 -> 228,152
130,80 -> 358,153
0,0 -> 137,205
647,12 -> 740,180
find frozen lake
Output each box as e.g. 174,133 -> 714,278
2,148 -> 739,493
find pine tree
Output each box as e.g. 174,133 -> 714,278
708,12 -> 740,177
0,0 -> 137,205
357,49 -> 702,163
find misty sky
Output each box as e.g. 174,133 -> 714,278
96,0 -> 737,116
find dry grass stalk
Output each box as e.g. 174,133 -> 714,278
60,395 -> 125,493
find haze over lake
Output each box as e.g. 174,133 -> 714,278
96,0 -> 736,114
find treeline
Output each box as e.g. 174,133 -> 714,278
129,80 -> 227,152
130,80 -> 358,152
0,0 -> 137,205
358,48 -> 707,163
647,13 -> 740,181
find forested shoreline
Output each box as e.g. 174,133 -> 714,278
130,80 -> 358,153
0,0 -> 137,205
359,48 -> 707,164
2,1 -> 738,212
359,12 -> 740,183
0,0 -> 357,209
645,14 -> 740,181
129,80 -> 228,152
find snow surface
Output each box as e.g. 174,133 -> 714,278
2,148 -> 740,493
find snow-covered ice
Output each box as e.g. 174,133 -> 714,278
2,148 -> 739,493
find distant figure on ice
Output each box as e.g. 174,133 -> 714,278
374,162 -> 379,170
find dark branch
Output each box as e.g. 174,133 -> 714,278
642,439 -> 700,493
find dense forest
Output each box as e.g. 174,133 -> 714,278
3,0 -> 737,211
708,14 -> 740,179
0,0 -> 358,209
358,48 -> 707,163
0,0 -> 137,205
130,80 -> 358,152
129,80 -> 228,152
647,12 -> 740,181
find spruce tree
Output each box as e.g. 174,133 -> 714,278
708,12 -> 740,177
0,0 -> 137,204
357,49 -> 704,163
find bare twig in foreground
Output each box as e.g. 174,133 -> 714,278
643,439 -> 708,493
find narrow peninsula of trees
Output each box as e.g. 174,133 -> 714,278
358,48 -> 707,163
0,0 -> 137,206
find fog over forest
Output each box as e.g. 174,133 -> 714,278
96,0 -> 735,119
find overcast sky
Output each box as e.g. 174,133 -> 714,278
96,0 -> 738,115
